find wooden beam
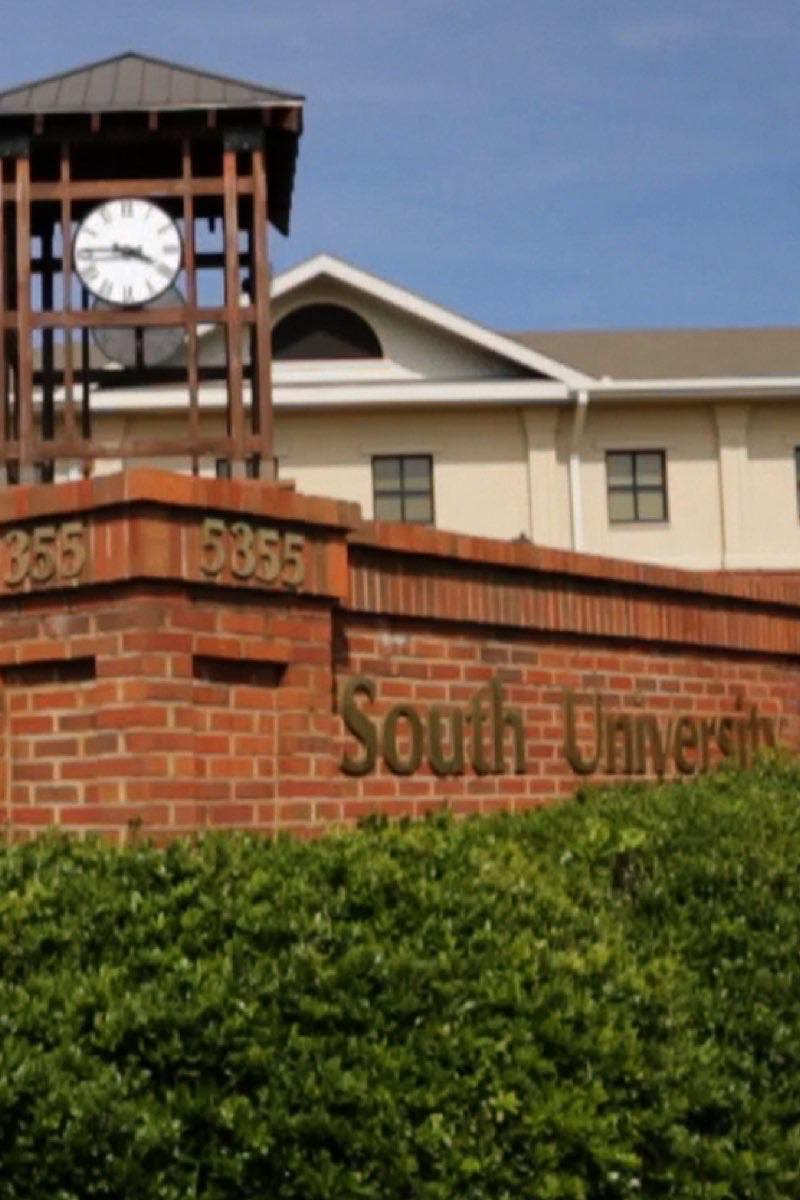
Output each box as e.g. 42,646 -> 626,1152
31,250 -> 251,272
22,434 -> 238,461
222,146 -> 245,465
250,146 -> 275,478
80,285 -> 91,468
0,158 -> 6,459
32,363 -> 231,388
182,139 -> 200,475
15,153 -> 32,468
40,220 -> 55,478
9,305 -> 255,330
59,141 -> 77,449
1,177 -> 254,202
265,106 -> 303,134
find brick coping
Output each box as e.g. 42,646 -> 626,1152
0,469 -> 798,612
350,520 -> 800,609
0,468 -> 360,532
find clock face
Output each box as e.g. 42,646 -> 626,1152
73,198 -> 183,306
91,286 -> 186,368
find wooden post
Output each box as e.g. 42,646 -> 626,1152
182,140 -> 200,475
250,146 -> 275,481
59,141 -> 77,455
222,146 -> 244,470
0,157 -> 6,469
40,221 -> 55,481
14,151 -> 32,472
80,285 -> 91,476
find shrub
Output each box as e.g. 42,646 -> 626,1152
2,759 -> 800,1198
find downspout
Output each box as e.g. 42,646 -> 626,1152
568,388 -> 589,552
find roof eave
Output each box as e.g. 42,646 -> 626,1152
589,377 -> 800,400
272,254 -> 596,389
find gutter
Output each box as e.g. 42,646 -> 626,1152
588,376 -> 800,400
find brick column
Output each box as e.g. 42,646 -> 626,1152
0,470 -> 355,843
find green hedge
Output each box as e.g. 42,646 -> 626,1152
2,760 -> 800,1198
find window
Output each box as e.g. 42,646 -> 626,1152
606,450 -> 667,523
372,455 -> 434,523
272,304 -> 382,360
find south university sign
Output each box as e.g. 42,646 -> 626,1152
0,470 -> 797,840
340,675 -> 784,783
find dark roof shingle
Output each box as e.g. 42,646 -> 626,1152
508,326 -> 800,381
0,51 -> 303,114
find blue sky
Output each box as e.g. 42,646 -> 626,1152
2,0 -> 799,331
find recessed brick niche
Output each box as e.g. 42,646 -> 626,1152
1,469 -> 798,842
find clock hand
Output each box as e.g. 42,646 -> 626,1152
76,246 -> 127,260
110,242 -> 155,264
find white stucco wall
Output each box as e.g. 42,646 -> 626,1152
739,401 -> 800,568
77,393 -> 800,572
577,402 -> 723,569
276,408 -> 532,540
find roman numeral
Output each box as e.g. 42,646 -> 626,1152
122,285 -> 134,304
97,278 -> 113,300
100,206 -> 112,224
161,244 -> 179,255
157,223 -> 173,235
119,200 -> 133,218
156,262 -> 173,279
83,265 -> 99,281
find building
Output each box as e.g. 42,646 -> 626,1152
71,252 -> 800,572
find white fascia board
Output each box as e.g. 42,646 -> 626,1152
69,379 -> 570,414
273,380 -> 570,406
271,253 -> 595,390
589,376 -> 800,399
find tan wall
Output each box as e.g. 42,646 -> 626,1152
277,408 -> 533,541
578,402 -> 724,569
739,402 -> 800,568
76,394 -> 800,572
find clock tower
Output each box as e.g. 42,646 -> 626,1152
0,51 -> 304,481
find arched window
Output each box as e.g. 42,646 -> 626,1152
272,303 -> 382,360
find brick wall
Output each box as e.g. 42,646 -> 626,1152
0,469 -> 799,842
334,616 -> 798,821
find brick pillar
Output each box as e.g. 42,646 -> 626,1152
0,470 -> 355,843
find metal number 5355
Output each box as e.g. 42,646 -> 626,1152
2,521 -> 86,587
200,518 -> 305,589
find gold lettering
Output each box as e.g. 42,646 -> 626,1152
717,716 -> 736,759
469,689 -> 494,775
339,676 -> 378,777
490,677 -> 526,774
605,712 -> 635,775
673,716 -> 699,775
383,704 -> 424,776
634,715 -> 671,778
429,707 -> 465,776
563,691 -> 602,775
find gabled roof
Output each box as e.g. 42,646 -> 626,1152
0,51 -> 304,114
272,254 -> 594,388
510,326 -> 800,382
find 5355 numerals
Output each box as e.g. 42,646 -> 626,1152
2,522 -> 86,587
200,518 -> 305,589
